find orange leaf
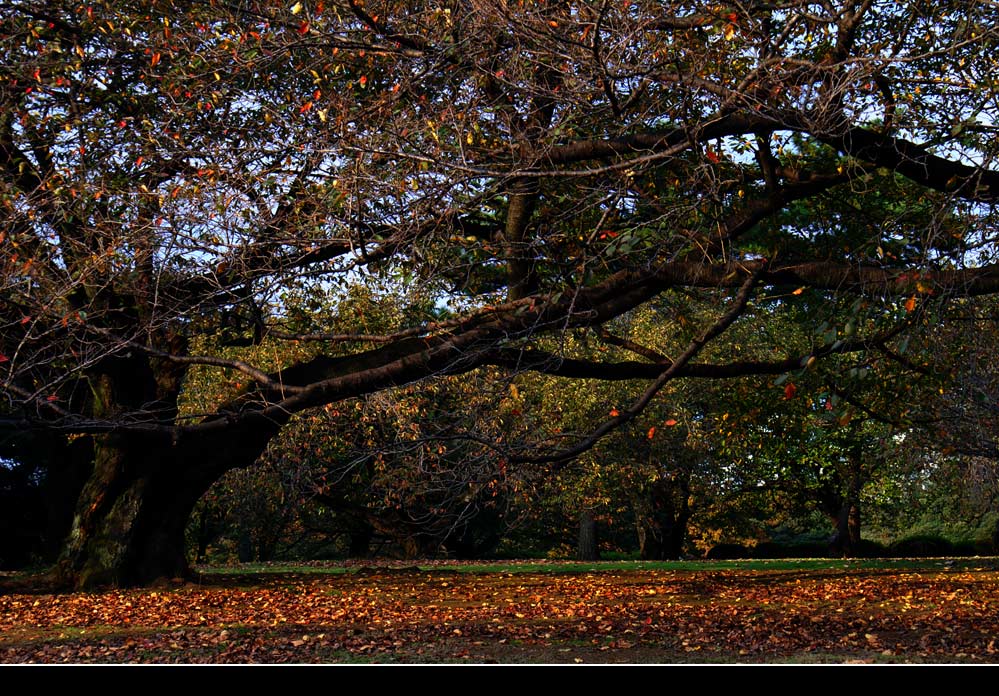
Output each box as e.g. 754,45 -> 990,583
904,296 -> 917,313
664,419 -> 678,426
647,426 -> 656,439
609,408 -> 620,417
792,287 -> 804,295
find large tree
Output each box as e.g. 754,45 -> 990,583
3,0 -> 999,587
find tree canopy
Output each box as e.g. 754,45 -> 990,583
3,0 -> 999,587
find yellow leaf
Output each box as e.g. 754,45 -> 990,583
724,23 -> 736,40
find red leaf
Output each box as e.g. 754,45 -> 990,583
647,426 -> 656,439
664,418 -> 678,426
0,353 -> 8,363
784,383 -> 797,400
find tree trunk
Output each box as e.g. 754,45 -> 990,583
237,531 -> 255,563
636,508 -> 689,560
828,502 -> 857,556
667,504 -> 691,559
578,509 -> 600,561
848,499 -> 861,550
826,495 -> 862,557
635,492 -> 664,560
56,423 -> 280,589
635,476 -> 691,560
823,444 -> 865,557
347,523 -> 374,558
193,504 -> 216,565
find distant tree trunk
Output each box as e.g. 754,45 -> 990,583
828,501 -> 861,556
442,527 -> 501,560
237,530 -> 255,563
635,474 -> 691,560
398,536 -> 419,559
827,449 -> 864,557
313,493 -> 433,559
578,509 -> 600,561
848,498 -> 861,550
347,523 -> 374,558
441,504 -> 505,560
193,503 -> 218,565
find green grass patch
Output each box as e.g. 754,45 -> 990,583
195,556 -> 998,577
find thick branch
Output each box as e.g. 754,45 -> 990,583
512,267 -> 764,464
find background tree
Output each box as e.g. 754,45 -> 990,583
3,0 -> 999,587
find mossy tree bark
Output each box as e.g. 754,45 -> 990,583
57,423 -> 282,589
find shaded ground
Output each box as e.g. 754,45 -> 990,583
3,560 -> 999,664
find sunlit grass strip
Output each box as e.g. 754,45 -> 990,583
193,557 -> 999,576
